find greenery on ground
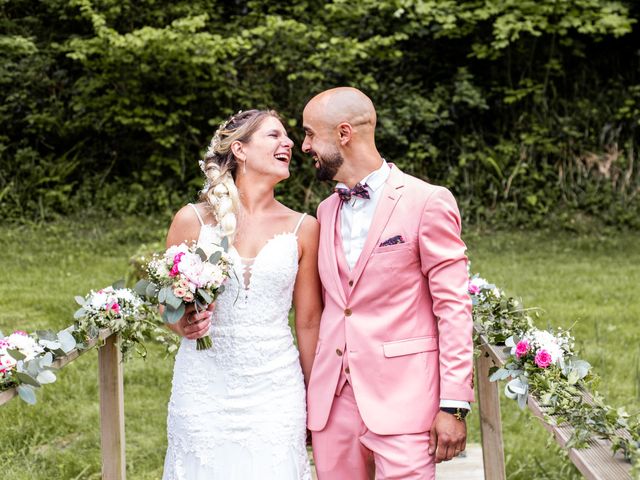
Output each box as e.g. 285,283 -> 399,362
0,217 -> 638,479
2,1 -> 640,227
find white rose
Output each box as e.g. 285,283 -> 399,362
91,291 -> 109,309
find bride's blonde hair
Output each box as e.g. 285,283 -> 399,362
199,109 -> 280,243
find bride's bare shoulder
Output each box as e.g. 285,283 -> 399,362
166,204 -> 212,247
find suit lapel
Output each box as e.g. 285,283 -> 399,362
324,194 -> 347,304
350,166 -> 405,288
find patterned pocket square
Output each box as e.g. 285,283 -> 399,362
379,235 -> 405,247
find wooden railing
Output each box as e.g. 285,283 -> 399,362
1,326 -> 635,479
475,328 -> 634,479
0,329 -> 126,480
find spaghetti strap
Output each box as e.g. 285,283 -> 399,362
187,203 -> 205,226
293,213 -> 307,235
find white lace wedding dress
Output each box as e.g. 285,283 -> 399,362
162,207 -> 311,480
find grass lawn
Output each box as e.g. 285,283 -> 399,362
0,216 -> 638,479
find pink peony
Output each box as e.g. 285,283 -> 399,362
534,349 -> 553,368
515,340 -> 529,358
170,252 -> 185,277
13,330 -> 28,336
468,282 -> 481,295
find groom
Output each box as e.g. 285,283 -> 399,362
303,87 -> 474,479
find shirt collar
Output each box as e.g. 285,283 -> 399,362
335,159 -> 390,193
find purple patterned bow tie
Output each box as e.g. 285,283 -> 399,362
335,183 -> 370,202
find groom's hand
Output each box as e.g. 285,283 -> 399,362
428,411 -> 467,463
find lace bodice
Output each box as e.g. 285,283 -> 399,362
200,224 -> 300,331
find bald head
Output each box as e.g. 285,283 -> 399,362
304,87 -> 377,131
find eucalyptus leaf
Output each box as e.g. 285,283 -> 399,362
6,348 -> 26,361
39,352 -> 53,368
112,279 -> 125,289
567,369 -> 580,385
74,295 -> 86,306
217,285 -> 225,295
208,251 -> 222,264
158,287 -> 168,303
37,370 -> 56,384
25,360 -> 40,378
508,378 -> 527,395
57,330 -> 77,353
221,236 -> 229,252
16,371 -> 40,387
134,279 -> 151,297
198,289 -> 212,305
164,290 -> 182,309
517,392 -> 528,410
146,281 -> 159,299
195,247 -> 207,261
38,339 -> 61,350
73,307 -> 86,320
163,304 -> 185,324
17,385 -> 37,405
36,330 -> 57,341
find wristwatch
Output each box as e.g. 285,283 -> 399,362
440,407 -> 469,421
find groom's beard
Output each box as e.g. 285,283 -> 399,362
316,150 -> 344,182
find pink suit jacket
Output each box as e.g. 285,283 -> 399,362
307,165 -> 474,435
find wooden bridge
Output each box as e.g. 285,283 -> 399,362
0,327 -> 635,479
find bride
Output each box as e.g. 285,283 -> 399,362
161,110 -> 322,479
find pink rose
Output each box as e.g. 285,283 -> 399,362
515,340 -> 529,358
468,282 -> 481,295
13,330 -> 28,336
170,252 -> 185,277
183,292 -> 194,302
534,349 -> 553,368
107,302 -> 121,314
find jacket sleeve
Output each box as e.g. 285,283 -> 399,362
418,187 -> 474,402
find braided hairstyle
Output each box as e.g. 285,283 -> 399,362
199,109 -> 280,243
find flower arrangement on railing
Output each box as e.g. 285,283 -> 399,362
1,281 -> 171,405
73,281 -> 168,359
469,274 -> 640,474
0,329 -> 76,404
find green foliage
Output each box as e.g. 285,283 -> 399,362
1,0 -> 639,227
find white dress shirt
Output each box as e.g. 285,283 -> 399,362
337,160 -> 470,411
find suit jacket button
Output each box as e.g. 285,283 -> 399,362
348,280 -> 354,286
336,348 -> 343,356
345,367 -> 350,374
344,308 -> 352,316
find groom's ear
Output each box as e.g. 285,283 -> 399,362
337,122 -> 353,146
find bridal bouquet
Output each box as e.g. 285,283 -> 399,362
135,238 -> 232,350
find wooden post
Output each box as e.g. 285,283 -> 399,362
476,351 -> 506,480
98,334 -> 126,480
